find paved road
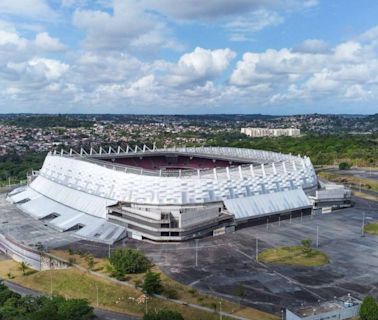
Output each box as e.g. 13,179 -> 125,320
2,279 -> 139,320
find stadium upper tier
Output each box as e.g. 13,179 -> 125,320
30,146 -> 317,210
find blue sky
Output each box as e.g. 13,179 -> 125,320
0,0 -> 377,114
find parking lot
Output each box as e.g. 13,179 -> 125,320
127,196 -> 378,314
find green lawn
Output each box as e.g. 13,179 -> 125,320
364,221 -> 378,235
258,246 -> 329,267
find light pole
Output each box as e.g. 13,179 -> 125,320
108,244 -> 111,258
95,283 -> 99,307
255,236 -> 259,262
316,225 -> 319,248
50,270 -> 53,297
219,301 -> 222,320
2,221 -> 9,235
195,239 -> 199,268
361,212 -> 365,237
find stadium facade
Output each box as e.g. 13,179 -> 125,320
8,146 -> 317,243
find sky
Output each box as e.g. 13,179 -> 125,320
0,0 -> 378,114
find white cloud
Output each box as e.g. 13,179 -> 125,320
0,30 -> 27,49
146,0 -> 316,41
293,39 -> 329,53
7,58 -> 69,82
226,9 -> 283,41
0,0 -> 56,20
34,32 -> 66,51
73,0 -> 180,52
165,47 -> 236,86
333,41 -> 363,63
230,34 -> 378,107
344,84 -> 371,100
147,0 -> 315,20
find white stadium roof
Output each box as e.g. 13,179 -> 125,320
224,188 -> 311,220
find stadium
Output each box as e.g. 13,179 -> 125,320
7,145 -> 318,243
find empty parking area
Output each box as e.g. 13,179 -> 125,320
130,197 -> 378,314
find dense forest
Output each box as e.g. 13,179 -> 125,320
0,152 -> 46,184
0,281 -> 93,320
205,133 -> 377,166
2,115 -> 94,128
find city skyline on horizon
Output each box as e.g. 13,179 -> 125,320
0,1 -> 378,114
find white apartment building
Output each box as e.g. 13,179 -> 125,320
241,127 -> 300,137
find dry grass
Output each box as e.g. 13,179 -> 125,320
0,254 -> 277,320
259,246 -> 329,267
364,221 -> 378,235
353,191 -> 378,202
317,172 -> 378,193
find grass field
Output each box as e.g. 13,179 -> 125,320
258,246 -> 329,267
317,171 -> 378,193
49,249 -> 277,319
364,221 -> 378,235
0,255 -> 277,320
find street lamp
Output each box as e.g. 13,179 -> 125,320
94,283 -> 99,307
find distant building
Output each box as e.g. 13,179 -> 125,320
241,127 -> 300,137
286,295 -> 361,320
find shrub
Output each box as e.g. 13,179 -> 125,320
68,257 -> 76,266
339,162 -> 352,170
85,254 -> 94,271
109,248 -> 151,279
301,239 -> 312,254
360,296 -> 378,320
188,288 -> 197,295
0,282 -> 94,320
163,287 -> 179,299
142,271 -> 162,295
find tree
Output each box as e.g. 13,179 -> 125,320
143,309 -> 184,320
0,284 -> 94,320
142,271 -> 162,295
56,297 -> 94,320
233,284 -> 246,306
339,162 -> 352,170
301,239 -> 312,253
18,261 -> 29,276
360,296 -> 378,320
85,254 -> 94,271
109,248 -> 151,279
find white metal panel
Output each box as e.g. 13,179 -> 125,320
224,188 -> 311,220
30,175 -> 117,218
